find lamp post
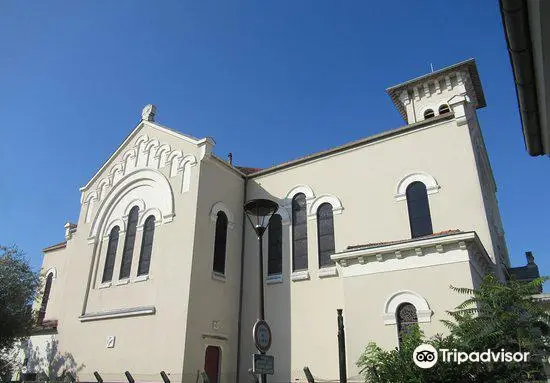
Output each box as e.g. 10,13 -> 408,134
244,198 -> 279,383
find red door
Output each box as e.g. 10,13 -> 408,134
204,346 -> 221,383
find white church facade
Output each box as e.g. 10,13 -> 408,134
20,59 -> 519,382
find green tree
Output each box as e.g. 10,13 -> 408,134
0,245 -> 40,381
356,274 -> 549,383
442,274 -> 550,382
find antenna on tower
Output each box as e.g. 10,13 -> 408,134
429,62 -> 434,72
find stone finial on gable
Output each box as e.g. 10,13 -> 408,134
64,222 -> 77,240
141,104 -> 157,122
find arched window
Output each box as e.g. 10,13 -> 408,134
268,214 -> 283,276
406,182 -> 433,238
438,104 -> 450,115
37,274 -> 53,325
120,206 -> 139,279
317,203 -> 335,268
137,216 -> 156,276
397,302 -> 418,346
102,226 -> 120,283
292,193 -> 308,271
213,211 -> 228,275
423,109 -> 435,119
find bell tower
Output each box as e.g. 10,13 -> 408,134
386,59 -> 486,125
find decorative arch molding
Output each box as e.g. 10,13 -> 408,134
274,205 -> 291,225
84,192 -> 98,223
308,195 -> 344,218
179,154 -> 197,169
285,185 -> 315,201
124,199 -> 146,216
123,149 -> 137,173
167,150 -> 183,178
97,178 -> 111,201
138,208 -> 163,229
210,202 -> 235,230
420,105 -> 436,118
88,169 -> 175,242
179,154 -> 197,193
155,144 -> 172,168
383,290 -> 432,325
103,218 -> 126,238
109,163 -> 125,185
85,191 -> 98,204
395,172 -> 440,201
437,103 -> 451,114
145,139 -> 160,152
45,267 -> 57,280
135,134 -> 150,148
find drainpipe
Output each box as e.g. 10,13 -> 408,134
236,174 -> 248,383
499,0 -> 543,156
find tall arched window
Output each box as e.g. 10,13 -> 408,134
37,274 -> 53,324
292,193 -> 308,271
102,226 -> 120,283
438,104 -> 450,115
268,214 -> 283,276
406,182 -> 433,238
120,206 -> 139,279
137,216 -> 156,276
424,109 -> 435,119
317,203 -> 335,268
397,302 -> 418,346
213,211 -> 228,275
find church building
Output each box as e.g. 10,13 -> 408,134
20,59 -> 529,382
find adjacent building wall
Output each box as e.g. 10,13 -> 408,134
182,156 -> 245,382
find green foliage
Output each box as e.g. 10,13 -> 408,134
0,245 -> 40,381
357,327 -> 476,383
444,274 -> 549,382
357,274 -> 550,383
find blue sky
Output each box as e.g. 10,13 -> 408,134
1,1 -> 548,287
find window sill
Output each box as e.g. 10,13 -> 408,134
267,274 -> 283,284
79,306 -> 156,322
134,274 -> 149,283
291,270 -> 310,282
212,271 -> 226,282
115,278 -> 130,286
98,282 -> 112,289
318,266 -> 338,278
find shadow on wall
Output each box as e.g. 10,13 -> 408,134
23,339 -> 85,381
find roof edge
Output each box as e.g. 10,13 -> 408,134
80,120 -> 213,192
43,241 -> 67,253
247,113 -> 454,178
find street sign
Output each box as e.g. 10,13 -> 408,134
252,354 -> 274,375
253,320 -> 272,352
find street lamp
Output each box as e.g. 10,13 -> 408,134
244,198 -> 279,383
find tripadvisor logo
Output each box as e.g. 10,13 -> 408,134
413,344 -> 438,369
413,344 -> 530,369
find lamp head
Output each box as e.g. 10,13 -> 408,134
244,199 -> 279,237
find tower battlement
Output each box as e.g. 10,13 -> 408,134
387,59 -> 486,124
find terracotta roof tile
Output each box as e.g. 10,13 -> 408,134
236,166 -> 263,175
347,230 -> 462,251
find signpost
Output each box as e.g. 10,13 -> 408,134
253,354 -> 274,375
252,319 -> 274,379
253,320 -> 272,353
